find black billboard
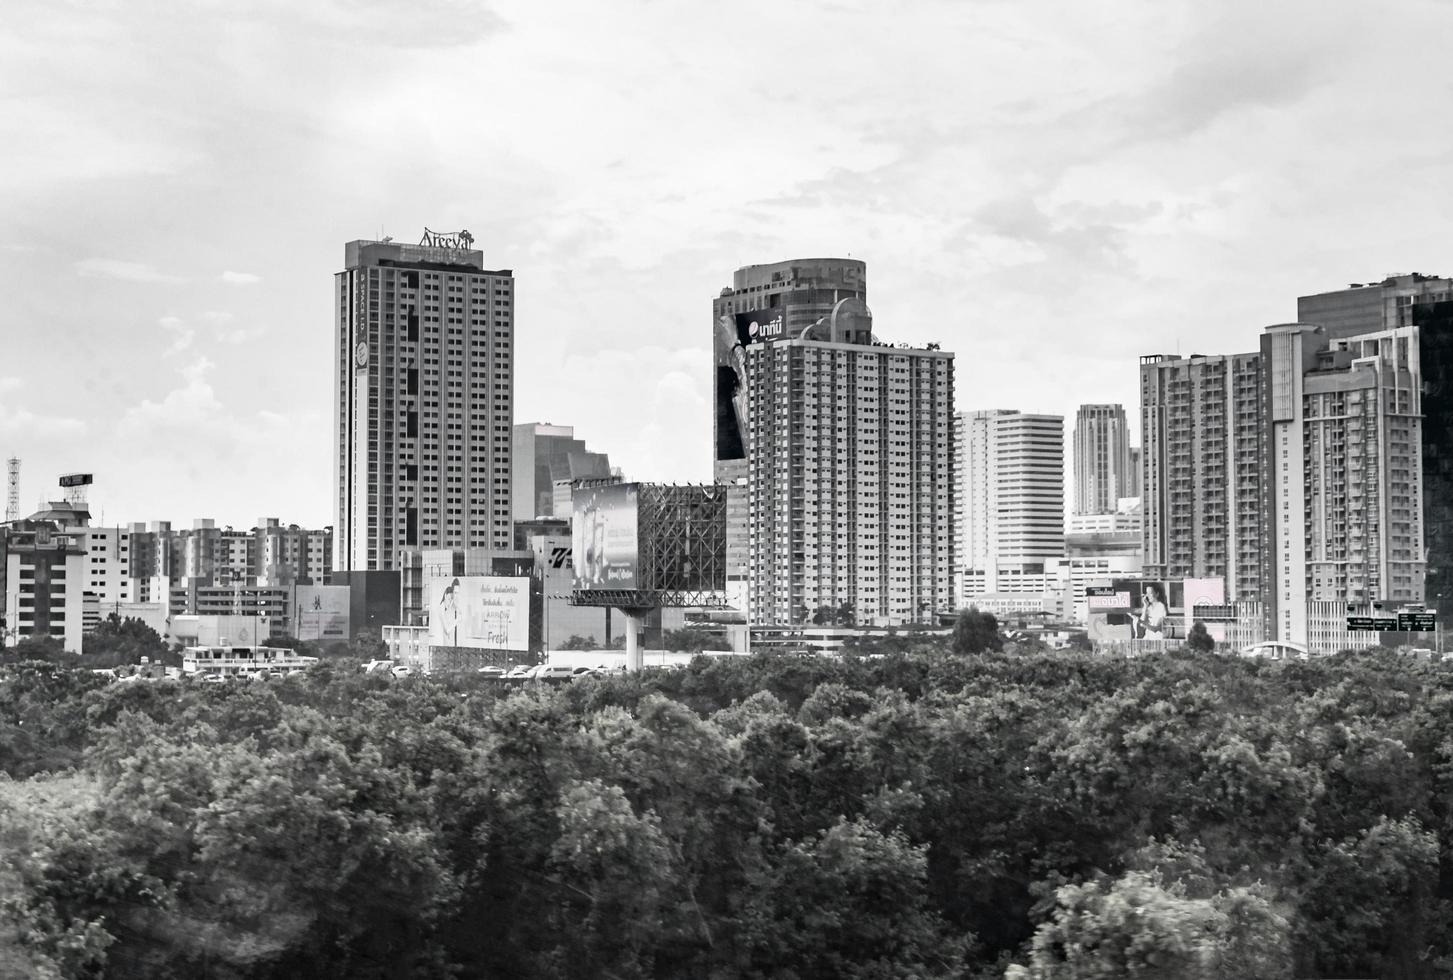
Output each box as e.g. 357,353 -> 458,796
714,309 -> 787,461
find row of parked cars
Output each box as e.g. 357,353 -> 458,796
476,664 -> 619,681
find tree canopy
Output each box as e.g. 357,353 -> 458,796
2,647 -> 1453,977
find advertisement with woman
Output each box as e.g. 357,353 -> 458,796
427,575 -> 530,651
1086,579 -> 1182,643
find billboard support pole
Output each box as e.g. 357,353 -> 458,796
622,608 -> 648,673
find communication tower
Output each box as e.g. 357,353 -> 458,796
5,457 -> 17,523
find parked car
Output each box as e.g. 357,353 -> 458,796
390,665 -> 413,678
505,665 -> 534,679
477,666 -> 507,678
533,664 -> 577,680
200,674 -> 227,684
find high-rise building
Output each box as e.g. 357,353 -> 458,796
511,423 -> 613,522
956,410 -> 1064,602
742,326 -> 954,627
1139,351 -> 1265,600
1299,273 -> 1453,623
1141,317 -> 1428,649
713,259 -> 868,612
1261,322 -> 1425,643
1072,404 -> 1134,515
334,232 -> 514,572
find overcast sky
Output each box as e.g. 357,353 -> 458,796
2,0 -> 1449,529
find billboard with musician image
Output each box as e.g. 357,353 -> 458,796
572,482 -> 639,590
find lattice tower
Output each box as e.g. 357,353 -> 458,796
5,457 -> 17,522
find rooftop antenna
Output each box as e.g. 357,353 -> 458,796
5,457 -> 17,522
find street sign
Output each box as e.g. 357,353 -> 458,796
1346,616 -> 1399,632
1399,612 -> 1437,632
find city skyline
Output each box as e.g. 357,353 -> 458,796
4,0 -> 1451,527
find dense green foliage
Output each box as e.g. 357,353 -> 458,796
2,648 -> 1452,977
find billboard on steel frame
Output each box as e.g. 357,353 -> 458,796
572,482 -> 639,590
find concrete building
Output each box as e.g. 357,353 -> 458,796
956,410 -> 1064,603
713,258 -> 869,615
1261,322 -> 1425,645
1072,404 -> 1134,515
2,519 -> 87,653
1142,314 -> 1427,649
1139,351 -> 1265,600
1299,274 -> 1453,623
512,423 -> 613,521
334,233 -> 515,572
743,327 -> 954,627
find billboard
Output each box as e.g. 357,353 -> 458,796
1086,579 -> 1180,643
295,585 -> 351,642
573,482 -> 639,589
1182,577 -> 1227,642
714,309 -> 785,461
428,576 -> 530,651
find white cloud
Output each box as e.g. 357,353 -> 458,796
0,400 -> 86,438
221,270 -> 262,285
158,315 -> 194,356
75,259 -> 184,284
0,377 -> 21,395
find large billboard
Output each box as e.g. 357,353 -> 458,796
573,482 -> 639,589
1086,579 -> 1181,643
714,309 -> 785,461
428,576 -> 530,651
1181,577 -> 1227,643
295,585 -> 351,643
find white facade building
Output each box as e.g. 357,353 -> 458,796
956,410 -> 1064,598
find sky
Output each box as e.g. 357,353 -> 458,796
2,0 -> 1451,529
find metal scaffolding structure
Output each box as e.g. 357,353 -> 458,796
570,483 -> 729,671
570,483 -> 729,611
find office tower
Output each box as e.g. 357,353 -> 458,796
713,259 -> 868,613
1072,404 -> 1134,514
511,423 -> 613,522
1299,273 -> 1453,623
743,326 -> 954,627
1261,323 -> 1425,643
335,232 -> 514,572
957,410 -> 1064,600
1139,351 -> 1264,600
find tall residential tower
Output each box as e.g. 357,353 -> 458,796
713,259 -> 868,611
1072,404 -> 1134,514
743,322 -> 955,626
334,232 -> 514,571
956,410 -> 1064,600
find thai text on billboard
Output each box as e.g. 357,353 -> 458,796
572,482 -> 639,589
1086,579 -> 1180,643
428,576 -> 530,651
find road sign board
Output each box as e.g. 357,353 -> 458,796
1399,612 -> 1437,632
1346,616 -> 1399,632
